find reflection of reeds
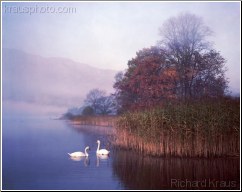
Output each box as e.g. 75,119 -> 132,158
112,149 -> 240,190
71,115 -> 117,127
114,98 -> 240,157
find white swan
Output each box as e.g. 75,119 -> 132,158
69,156 -> 85,162
96,140 -> 110,155
68,146 -> 90,157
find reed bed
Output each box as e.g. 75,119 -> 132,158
114,98 -> 240,157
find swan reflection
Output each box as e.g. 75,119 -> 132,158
96,154 -> 110,167
70,156 -> 90,166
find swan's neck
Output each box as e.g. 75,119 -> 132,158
85,148 -> 88,156
97,142 -> 100,152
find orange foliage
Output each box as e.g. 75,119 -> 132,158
116,47 -> 178,111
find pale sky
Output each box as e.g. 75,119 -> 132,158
2,1 -> 241,94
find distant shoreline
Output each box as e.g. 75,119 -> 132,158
64,115 -> 118,127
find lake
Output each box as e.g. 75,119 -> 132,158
2,117 -> 240,190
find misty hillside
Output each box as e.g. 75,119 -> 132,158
2,49 -> 117,116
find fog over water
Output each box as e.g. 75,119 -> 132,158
2,2 -> 240,116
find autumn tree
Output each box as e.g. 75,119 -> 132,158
114,46 -> 177,111
191,50 -> 228,98
159,13 -> 228,100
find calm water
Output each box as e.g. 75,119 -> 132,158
2,117 -> 240,190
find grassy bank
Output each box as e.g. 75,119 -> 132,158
70,115 -> 118,127
114,98 -> 240,157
